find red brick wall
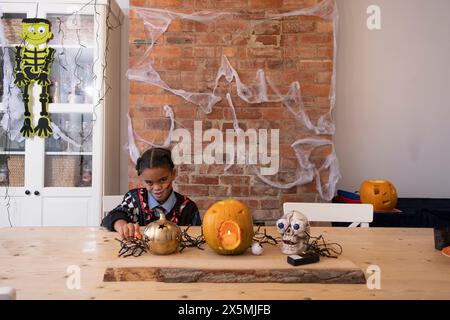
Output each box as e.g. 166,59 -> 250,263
128,0 -> 335,223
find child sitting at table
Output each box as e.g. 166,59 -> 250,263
101,147 -> 202,239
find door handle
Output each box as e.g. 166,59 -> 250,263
34,190 -> 40,196
25,190 -> 31,195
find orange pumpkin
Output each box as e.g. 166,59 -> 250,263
202,199 -> 254,255
360,179 -> 398,211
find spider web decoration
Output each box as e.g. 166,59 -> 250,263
126,0 -> 341,201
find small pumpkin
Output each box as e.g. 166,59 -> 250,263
143,212 -> 181,255
202,199 -> 254,255
360,179 -> 398,211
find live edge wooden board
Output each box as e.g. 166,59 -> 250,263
103,239 -> 366,284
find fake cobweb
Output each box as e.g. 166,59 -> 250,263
127,0 -> 340,201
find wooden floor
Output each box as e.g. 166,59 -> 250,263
0,226 -> 449,300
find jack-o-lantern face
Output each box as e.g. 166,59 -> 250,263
202,199 -> 254,255
360,179 -> 398,211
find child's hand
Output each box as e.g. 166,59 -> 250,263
114,220 -> 141,240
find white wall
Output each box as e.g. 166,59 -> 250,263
335,0 -> 450,198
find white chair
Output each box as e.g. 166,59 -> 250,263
283,202 -> 374,228
102,195 -> 124,219
0,287 -> 16,300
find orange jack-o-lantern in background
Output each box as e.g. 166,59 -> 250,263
202,199 -> 254,255
359,179 -> 398,211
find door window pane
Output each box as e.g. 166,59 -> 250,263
48,14 -> 94,47
45,155 -> 92,187
50,48 -> 94,104
46,113 -> 93,153
0,154 -> 24,187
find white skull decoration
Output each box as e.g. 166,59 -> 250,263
276,210 -> 310,255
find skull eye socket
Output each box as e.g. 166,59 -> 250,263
28,26 -> 35,33
291,221 -> 304,233
38,26 -> 46,34
276,219 -> 288,233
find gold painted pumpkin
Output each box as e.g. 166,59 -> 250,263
360,179 -> 398,211
143,212 -> 181,255
202,199 -> 254,255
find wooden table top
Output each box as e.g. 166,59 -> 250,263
0,226 -> 449,300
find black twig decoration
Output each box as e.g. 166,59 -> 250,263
179,226 -> 206,253
304,231 -> 343,258
252,225 -> 280,246
115,237 -> 148,257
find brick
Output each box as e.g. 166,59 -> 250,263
317,72 -> 332,83
284,47 -> 317,58
317,46 -> 334,58
195,199 -> 217,211
248,47 -> 282,58
174,174 -> 189,184
244,199 -> 260,210
178,58 -> 198,71
316,21 -> 334,33
249,35 -> 280,47
214,20 -> 248,33
220,175 -> 250,185
251,21 -> 281,35
208,186 -> 229,197
130,81 -> 163,95
165,34 -> 194,45
299,33 -> 333,45
199,164 -> 224,174
251,209 -> 281,221
230,186 -> 250,197
250,186 -> 279,197
130,106 -> 163,118
282,20 -> 315,33
302,84 -> 331,97
249,0 -> 282,9
147,0 -> 182,6
224,108 -> 262,120
231,35 -> 250,46
191,175 -> 219,185
193,46 -> 215,58
299,60 -> 333,71
151,46 -> 183,57
260,199 -> 281,210
176,184 -> 209,196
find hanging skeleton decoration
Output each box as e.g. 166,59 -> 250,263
276,210 -> 310,255
14,18 -> 55,138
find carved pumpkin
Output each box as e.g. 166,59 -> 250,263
360,179 -> 398,211
202,199 -> 254,255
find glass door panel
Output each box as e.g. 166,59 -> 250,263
0,112 -> 26,187
47,13 -> 94,47
49,47 -> 95,104
44,113 -> 93,188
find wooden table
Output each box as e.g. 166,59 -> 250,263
0,227 -> 449,300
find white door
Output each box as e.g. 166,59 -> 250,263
0,4 -> 44,227
1,2 -> 101,226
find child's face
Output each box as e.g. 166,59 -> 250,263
141,166 -> 176,203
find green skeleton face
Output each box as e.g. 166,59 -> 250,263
20,21 -> 53,46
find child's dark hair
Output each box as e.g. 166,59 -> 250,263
135,148 -> 174,175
